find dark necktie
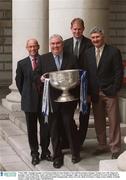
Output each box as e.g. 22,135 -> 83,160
74,40 -> 79,57
32,57 -> 38,70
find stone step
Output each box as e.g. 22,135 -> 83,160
0,136 -> 31,171
0,105 -> 126,171
0,119 -> 68,171
0,119 -> 110,171
1,118 -> 126,171
9,109 -> 126,139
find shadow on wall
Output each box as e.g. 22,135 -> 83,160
0,86 -> 11,103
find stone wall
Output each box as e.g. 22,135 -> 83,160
109,0 -> 126,60
0,0 -> 12,86
109,0 -> 126,86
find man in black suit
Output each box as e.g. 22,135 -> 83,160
15,39 -> 51,166
40,34 -> 80,168
64,18 -> 92,146
82,27 -> 123,159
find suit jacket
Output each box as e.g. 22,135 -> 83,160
64,35 -> 92,68
15,55 -> 42,112
39,51 -> 79,112
83,44 -> 124,102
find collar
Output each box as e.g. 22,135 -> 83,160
53,53 -> 63,59
29,55 -> 39,61
73,37 -> 82,43
95,44 -> 105,52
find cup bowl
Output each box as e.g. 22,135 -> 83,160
49,69 -> 79,102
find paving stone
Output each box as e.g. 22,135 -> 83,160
0,136 -> 32,171
2,162 -> 31,171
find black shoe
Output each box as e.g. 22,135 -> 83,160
72,155 -> 80,164
31,155 -> 40,166
93,148 -> 109,155
112,152 -> 120,159
53,158 -> 63,169
41,153 -> 53,162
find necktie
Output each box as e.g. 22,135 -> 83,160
32,57 -> 41,94
32,57 -> 38,70
96,48 -> 100,66
74,40 -> 79,57
55,55 -> 61,70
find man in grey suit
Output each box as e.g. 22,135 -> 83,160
15,39 -> 51,166
40,34 -> 80,168
64,18 -> 92,146
82,27 -> 123,159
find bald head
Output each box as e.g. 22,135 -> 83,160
26,39 -> 39,48
26,38 -> 40,57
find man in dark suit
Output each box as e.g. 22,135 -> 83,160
82,27 -> 123,159
15,39 -> 51,166
64,18 -> 92,146
40,34 -> 80,168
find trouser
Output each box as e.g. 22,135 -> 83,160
92,91 -> 121,153
79,103 -> 90,145
25,112 -> 50,156
49,101 -> 79,160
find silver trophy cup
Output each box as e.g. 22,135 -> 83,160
49,69 -> 80,102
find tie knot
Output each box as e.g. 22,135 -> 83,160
56,55 -> 59,58
32,57 -> 38,70
32,57 -> 37,61
56,55 -> 60,62
76,40 -> 79,45
96,48 -> 100,54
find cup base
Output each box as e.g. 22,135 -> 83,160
54,96 -> 78,102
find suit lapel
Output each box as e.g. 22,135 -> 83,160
60,52 -> 68,70
26,57 -> 32,71
69,38 -> 74,54
79,36 -> 85,55
49,53 -> 58,71
80,36 -> 91,56
90,47 -> 97,71
97,44 -> 108,69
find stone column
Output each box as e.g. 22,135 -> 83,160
2,0 -> 49,111
49,0 -> 110,39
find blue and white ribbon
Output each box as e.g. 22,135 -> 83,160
42,78 -> 50,123
80,70 -> 88,114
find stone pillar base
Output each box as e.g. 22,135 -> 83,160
117,137 -> 126,171
2,83 -> 21,112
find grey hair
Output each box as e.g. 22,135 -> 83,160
89,26 -> 104,35
49,34 -> 63,42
